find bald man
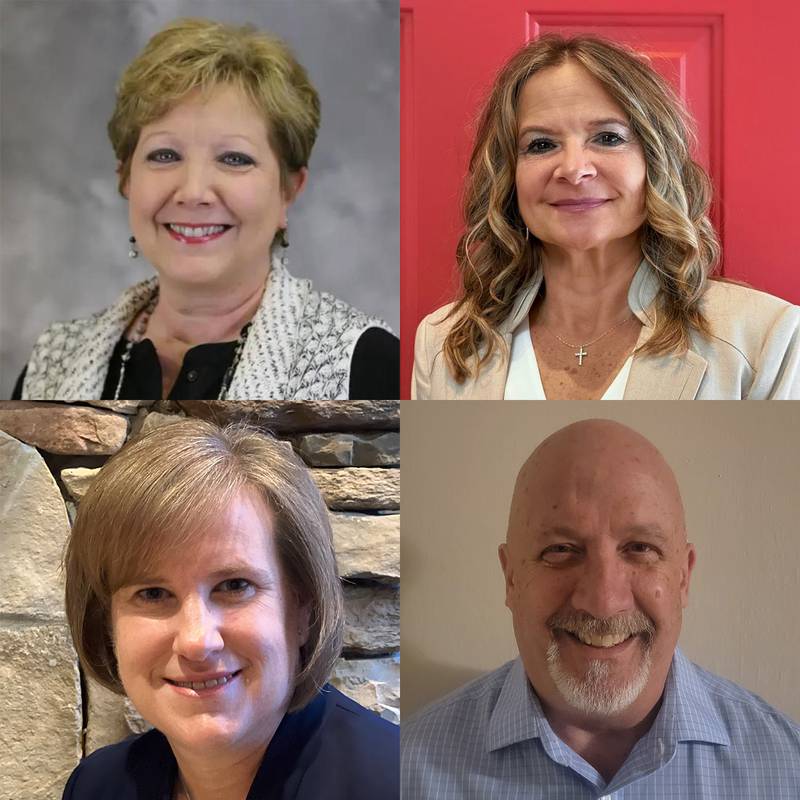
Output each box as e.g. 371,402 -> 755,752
401,420 -> 800,799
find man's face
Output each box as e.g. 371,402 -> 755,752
499,422 -> 695,724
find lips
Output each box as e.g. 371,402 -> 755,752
165,669 -> 242,691
549,199 -> 609,210
163,223 -> 233,244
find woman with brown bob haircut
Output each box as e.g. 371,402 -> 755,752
15,17 -> 398,402
412,35 -> 800,399
62,419 -> 398,799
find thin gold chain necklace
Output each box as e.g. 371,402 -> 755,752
540,314 -> 635,366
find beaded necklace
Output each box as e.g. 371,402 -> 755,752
113,288 -> 251,400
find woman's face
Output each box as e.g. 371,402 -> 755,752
123,84 -> 306,292
514,60 -> 647,257
111,489 -> 309,754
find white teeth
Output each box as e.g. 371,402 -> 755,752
173,672 -> 235,690
573,631 -> 631,648
168,224 -> 227,238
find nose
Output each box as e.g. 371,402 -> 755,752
172,162 -> 217,207
569,549 -> 634,620
173,595 -> 224,661
553,141 -> 597,184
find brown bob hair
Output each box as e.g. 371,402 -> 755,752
64,418 -> 343,712
443,34 -> 721,383
108,17 -> 320,196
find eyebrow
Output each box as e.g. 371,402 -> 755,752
140,131 -> 259,146
125,564 -> 274,587
519,117 -> 631,137
536,524 -> 671,546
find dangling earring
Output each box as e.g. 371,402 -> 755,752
525,226 -> 530,242
277,226 -> 289,248
128,235 -> 139,259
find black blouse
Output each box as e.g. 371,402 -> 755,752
12,327 -> 399,400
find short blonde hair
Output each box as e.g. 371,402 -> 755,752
64,419 -> 343,712
444,35 -> 720,383
108,17 -> 320,195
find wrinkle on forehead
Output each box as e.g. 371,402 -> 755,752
506,419 -> 685,548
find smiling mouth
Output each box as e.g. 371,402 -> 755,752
165,669 -> 242,691
164,223 -> 233,243
562,630 -> 636,649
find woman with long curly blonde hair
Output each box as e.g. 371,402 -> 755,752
412,35 -> 800,399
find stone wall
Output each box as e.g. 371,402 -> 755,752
0,400 -> 399,800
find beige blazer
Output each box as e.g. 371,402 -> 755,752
412,261 -> 800,399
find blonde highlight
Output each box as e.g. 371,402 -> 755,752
443,35 -> 720,383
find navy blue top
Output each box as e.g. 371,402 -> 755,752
63,686 -> 398,799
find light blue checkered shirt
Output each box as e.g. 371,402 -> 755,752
401,648 -> 800,799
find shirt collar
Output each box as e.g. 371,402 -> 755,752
498,256 -> 660,336
486,647 -> 730,755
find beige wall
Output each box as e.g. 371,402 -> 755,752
401,401 -> 800,721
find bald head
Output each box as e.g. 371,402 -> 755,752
507,419 -> 685,549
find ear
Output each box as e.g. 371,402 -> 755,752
117,163 -> 129,199
295,594 -> 312,648
680,541 -> 696,609
283,166 -> 308,206
498,543 -> 515,609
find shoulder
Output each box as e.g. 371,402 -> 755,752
323,685 -> 398,743
62,730 -> 170,798
414,302 -> 459,350
701,279 -> 800,340
23,279 -> 154,399
691,660 -> 800,747
301,687 -> 399,799
402,662 -> 513,757
688,280 -> 800,397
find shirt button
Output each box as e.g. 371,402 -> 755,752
186,369 -> 199,382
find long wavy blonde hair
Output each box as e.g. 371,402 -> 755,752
443,34 -> 720,382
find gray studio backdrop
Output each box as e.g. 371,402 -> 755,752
0,0 -> 399,398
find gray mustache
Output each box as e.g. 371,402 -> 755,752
547,609 -> 656,642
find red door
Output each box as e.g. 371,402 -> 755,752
400,0 -> 800,396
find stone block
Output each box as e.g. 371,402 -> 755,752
139,411 -> 185,435
312,468 -> 399,510
294,432 -> 399,467
85,401 -> 152,414
178,400 -> 399,433
0,402 -> 128,455
331,655 -> 400,724
332,513 -> 399,581
343,584 -> 399,654
84,678 -> 151,754
60,466 -> 100,504
0,623 -> 81,798
0,430 -> 71,617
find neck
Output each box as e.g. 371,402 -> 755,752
535,239 -> 642,341
541,693 -> 663,784
148,277 -> 266,348
173,740 -> 267,800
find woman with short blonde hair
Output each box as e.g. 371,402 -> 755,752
17,18 -> 398,402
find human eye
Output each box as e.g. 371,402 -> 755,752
219,151 -> 255,167
146,148 -> 180,163
524,138 -> 556,155
540,544 -> 580,564
135,586 -> 170,603
215,578 -> 255,597
595,131 -> 626,146
624,542 -> 660,561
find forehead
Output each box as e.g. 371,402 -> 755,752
121,489 -> 279,585
140,83 -> 268,142
518,459 -> 682,543
517,60 -> 629,130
